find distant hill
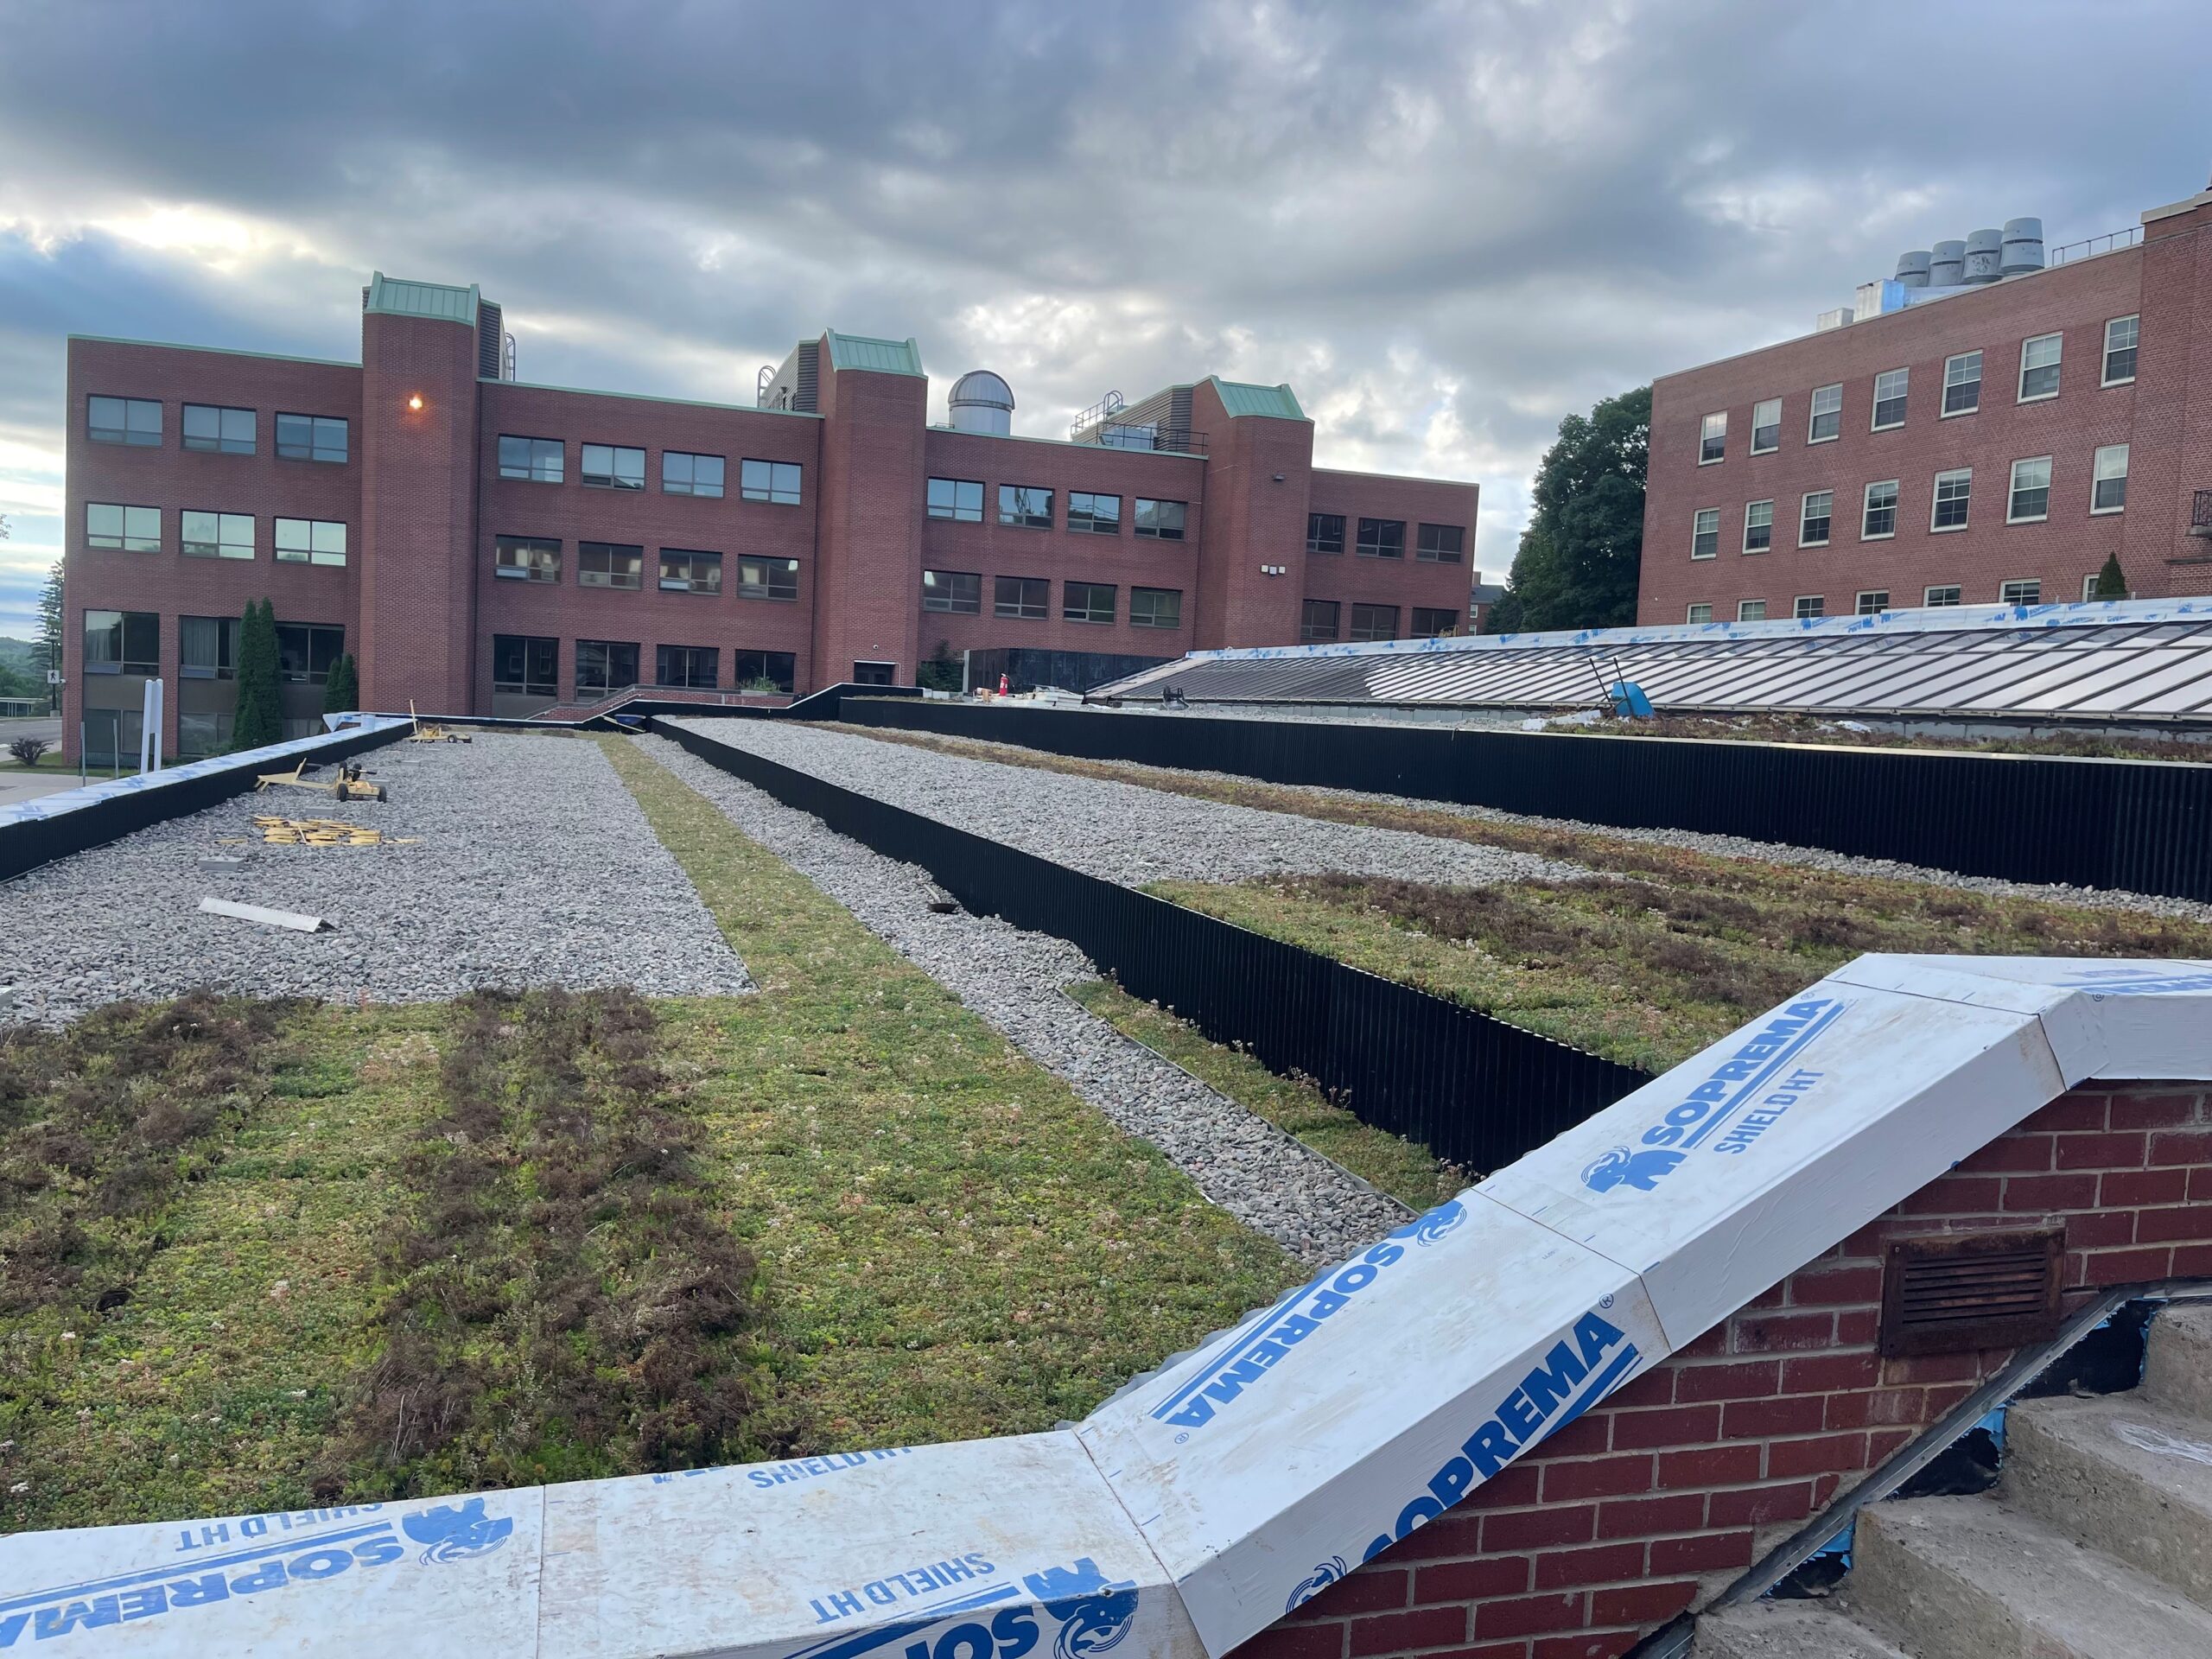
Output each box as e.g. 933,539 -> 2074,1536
0,638 -> 44,701
0,638 -> 35,671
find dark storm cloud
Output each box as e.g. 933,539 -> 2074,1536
1,0 -> 2208,635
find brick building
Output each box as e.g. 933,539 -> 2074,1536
1642,182 -> 2212,626
62,274 -> 1477,760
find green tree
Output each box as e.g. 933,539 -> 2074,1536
1484,385 -> 1650,633
321,652 -> 359,715
916,639 -> 963,692
2093,552 -> 2129,601
231,600 -> 284,751
32,556 -> 63,714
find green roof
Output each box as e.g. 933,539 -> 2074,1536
1209,377 -> 1306,420
365,271 -> 481,327
826,332 -> 924,376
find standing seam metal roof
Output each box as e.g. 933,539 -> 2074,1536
1207,377 -> 1306,420
826,333 -> 925,376
364,272 -> 482,327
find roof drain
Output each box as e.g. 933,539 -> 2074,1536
1626,1283 -> 2212,1659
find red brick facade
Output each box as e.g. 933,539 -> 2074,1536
60,278 -> 1478,756
1642,189 -> 2212,626
1236,1081 -> 2212,1659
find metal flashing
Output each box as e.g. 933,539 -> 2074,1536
364,270 -> 482,327
66,334 -> 360,371
824,331 -> 925,376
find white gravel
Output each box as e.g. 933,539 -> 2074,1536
0,734 -> 751,1027
637,732 -> 1412,1266
826,720 -> 2212,925
671,718 -> 1579,890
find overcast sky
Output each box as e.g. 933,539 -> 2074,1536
2,0 -> 2207,639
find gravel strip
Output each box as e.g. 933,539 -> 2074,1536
834,721 -> 2212,925
0,734 -> 750,1027
672,718 -> 1579,890
636,733 -> 1411,1266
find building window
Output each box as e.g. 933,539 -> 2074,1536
737,556 -> 801,601
1738,599 -> 1767,622
578,542 -> 645,589
1808,384 -> 1842,443
581,443 -> 645,490
1794,595 -> 1824,620
1412,607 -> 1460,638
1871,368 -> 1908,431
86,503 -> 160,552
181,510 -> 254,560
492,634 -> 558,698
1930,469 -> 1972,531
662,451 -> 726,498
1799,492 -> 1832,548
275,623 -> 344,683
84,609 -> 158,674
1130,587 -> 1183,628
1300,600 -> 1340,642
928,477 -> 984,521
1742,499 -> 1773,554
1856,591 -> 1890,616
995,576 -> 1049,619
1356,518 -> 1404,558
1306,512 -> 1344,555
180,615 -> 238,680
1699,411 -> 1726,463
1924,585 -> 1961,607
1685,603 -> 1713,625
499,435 -> 563,483
88,396 -> 162,447
921,569 -> 982,613
177,712 -> 233,758
658,549 -> 722,594
275,517 -> 347,566
1751,398 -> 1780,454
2018,334 -> 2062,402
741,458 -> 802,505
1135,499 -> 1186,540
182,403 -> 255,454
733,651 -> 798,694
276,412 -> 347,463
2000,580 -> 2042,606
1063,581 -> 1116,624
999,485 -> 1052,529
494,535 -> 560,582
1067,492 -> 1121,534
1691,508 -> 1719,559
656,645 -> 718,689
2008,456 -> 2052,523
1349,603 -> 1398,641
1416,524 -> 1465,563
2092,443 -> 2129,513
575,640 -> 639,695
1862,480 -> 1899,539
2103,315 -> 2139,386
1943,352 -> 1982,416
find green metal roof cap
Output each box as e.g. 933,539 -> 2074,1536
1209,377 -> 1307,420
826,332 -> 925,376
365,271 -> 482,327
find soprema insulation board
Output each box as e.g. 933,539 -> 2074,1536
5,956 -> 2209,1657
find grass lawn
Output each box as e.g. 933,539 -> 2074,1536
830,724 -> 2212,1073
0,737 -> 1300,1535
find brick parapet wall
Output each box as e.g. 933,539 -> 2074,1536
1234,1082 -> 2212,1659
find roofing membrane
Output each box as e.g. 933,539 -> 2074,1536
1096,600 -> 2212,723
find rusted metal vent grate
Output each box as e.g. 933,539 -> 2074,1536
1879,1229 -> 2065,1357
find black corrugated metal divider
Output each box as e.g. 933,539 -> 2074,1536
651,719 -> 1649,1175
828,698 -> 2212,903
0,721 -> 414,884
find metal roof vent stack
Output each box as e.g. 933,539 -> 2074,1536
1895,250 -> 1933,288
1962,228 -> 2004,283
1930,239 -> 1967,287
947,370 -> 1014,436
2001,218 -> 2046,276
